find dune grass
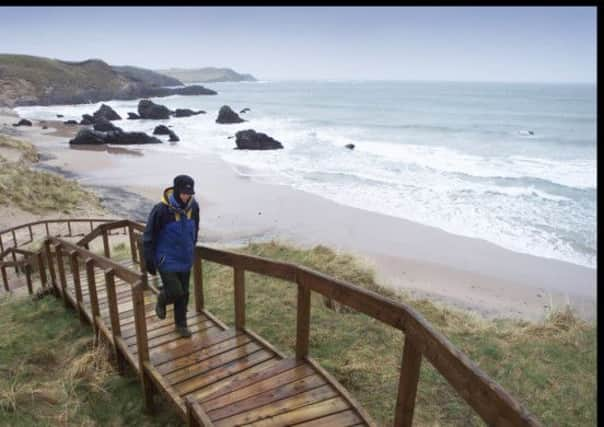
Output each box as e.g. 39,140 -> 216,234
0,135 -> 101,214
0,241 -> 596,426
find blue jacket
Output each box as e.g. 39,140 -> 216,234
143,187 -> 200,272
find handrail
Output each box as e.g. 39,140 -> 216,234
193,245 -> 542,427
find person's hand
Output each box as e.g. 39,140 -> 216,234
145,257 -> 157,276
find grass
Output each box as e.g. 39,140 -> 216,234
0,241 -> 596,426
0,135 -> 102,214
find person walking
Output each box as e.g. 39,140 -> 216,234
143,174 -> 200,338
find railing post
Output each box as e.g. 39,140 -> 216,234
135,235 -> 148,288
44,240 -> 57,291
45,222 -> 50,237
55,245 -> 69,307
11,229 -> 17,250
296,271 -> 311,360
132,280 -> 154,412
37,252 -> 47,288
104,268 -> 125,375
394,335 -> 423,427
24,261 -> 33,295
193,247 -> 204,312
11,250 -> 19,276
67,220 -> 72,237
102,227 -> 110,258
85,259 -> 100,344
27,225 -> 33,243
1,265 -> 8,292
127,224 -> 138,264
70,251 -> 85,323
0,233 -> 3,253
234,266 -> 245,330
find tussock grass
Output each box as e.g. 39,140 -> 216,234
0,135 -> 101,214
201,241 -> 596,426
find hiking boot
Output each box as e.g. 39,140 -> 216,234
176,326 -> 192,338
155,300 -> 166,320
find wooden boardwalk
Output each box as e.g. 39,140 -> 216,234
0,219 -> 542,426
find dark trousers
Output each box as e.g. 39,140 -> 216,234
158,270 -> 190,327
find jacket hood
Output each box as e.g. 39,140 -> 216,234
161,187 -> 194,214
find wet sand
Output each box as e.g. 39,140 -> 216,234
1,111 -> 596,322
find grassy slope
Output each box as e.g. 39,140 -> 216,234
156,67 -> 256,83
0,242 -> 595,426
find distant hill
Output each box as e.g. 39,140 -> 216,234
0,54 -> 215,107
111,65 -> 183,87
156,67 -> 257,83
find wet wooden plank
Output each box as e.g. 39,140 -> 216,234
207,373 -> 326,421
155,334 -> 254,376
245,397 -> 350,427
212,384 -> 339,426
122,311 -> 200,341
202,364 -> 316,413
176,350 -> 276,396
167,342 -> 264,386
132,321 -> 218,352
293,409 -> 364,427
150,329 -> 240,366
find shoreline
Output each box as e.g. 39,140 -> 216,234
0,110 -> 596,322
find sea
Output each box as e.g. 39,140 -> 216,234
15,80 -> 597,269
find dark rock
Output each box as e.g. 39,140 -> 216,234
127,112 -> 140,120
216,105 -> 245,124
69,128 -> 162,145
153,125 -> 171,135
56,114 -> 64,118
80,114 -> 95,125
12,118 -> 32,127
138,99 -> 171,120
145,85 -> 217,97
240,108 -> 251,114
345,144 -> 355,150
235,129 -> 283,150
42,126 -> 48,129
168,131 -> 180,142
93,118 -> 122,132
92,103 -> 121,121
63,120 -> 78,125
173,108 -> 205,118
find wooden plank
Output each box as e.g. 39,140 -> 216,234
234,266 -> 245,330
144,361 -> 187,415
186,396 -> 216,427
244,328 -> 287,360
70,251 -> 85,322
190,359 -> 282,403
44,240 -> 57,290
193,248 -> 204,311
293,409 -> 363,427
240,397 -> 350,427
167,342 -> 263,386
55,245 -> 69,307
296,279 -> 311,360
394,335 -> 422,427
208,374 -> 326,421
133,321 -> 218,352
156,335 -> 254,376
85,259 -> 100,343
202,365 -> 318,414
199,358 -> 302,404
150,329 -> 240,366
122,311 -> 201,341
176,350 -> 276,396
212,384 -> 338,427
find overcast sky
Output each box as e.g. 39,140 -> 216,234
0,6 -> 596,83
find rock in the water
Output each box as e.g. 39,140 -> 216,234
173,108 -> 205,118
138,99 -> 171,119
127,112 -> 140,120
69,129 -> 107,145
240,108 -> 251,114
56,114 -> 64,118
518,130 -> 535,136
42,126 -> 48,129
235,129 -> 283,150
12,119 -> 32,127
168,131 -> 180,142
93,118 -> 122,132
63,120 -> 78,125
216,105 -> 245,124
80,114 -> 95,125
152,125 -> 171,135
345,144 -> 355,150
92,104 -> 121,121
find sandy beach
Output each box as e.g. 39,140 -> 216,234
0,110 -> 596,322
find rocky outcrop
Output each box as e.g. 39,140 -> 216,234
240,108 -> 251,114
93,104 -> 121,121
138,100 -> 171,119
216,105 -> 245,124
12,118 -> 32,127
93,118 -> 122,132
63,120 -> 79,125
127,112 -> 140,120
153,125 -> 179,142
69,128 -> 162,145
173,108 -> 205,117
56,114 -> 64,118
345,144 -> 355,150
234,129 -> 283,150
80,114 -> 95,125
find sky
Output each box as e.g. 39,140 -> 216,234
0,6 -> 596,83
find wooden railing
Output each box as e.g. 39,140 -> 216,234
192,246 -> 542,427
0,219 -> 542,426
